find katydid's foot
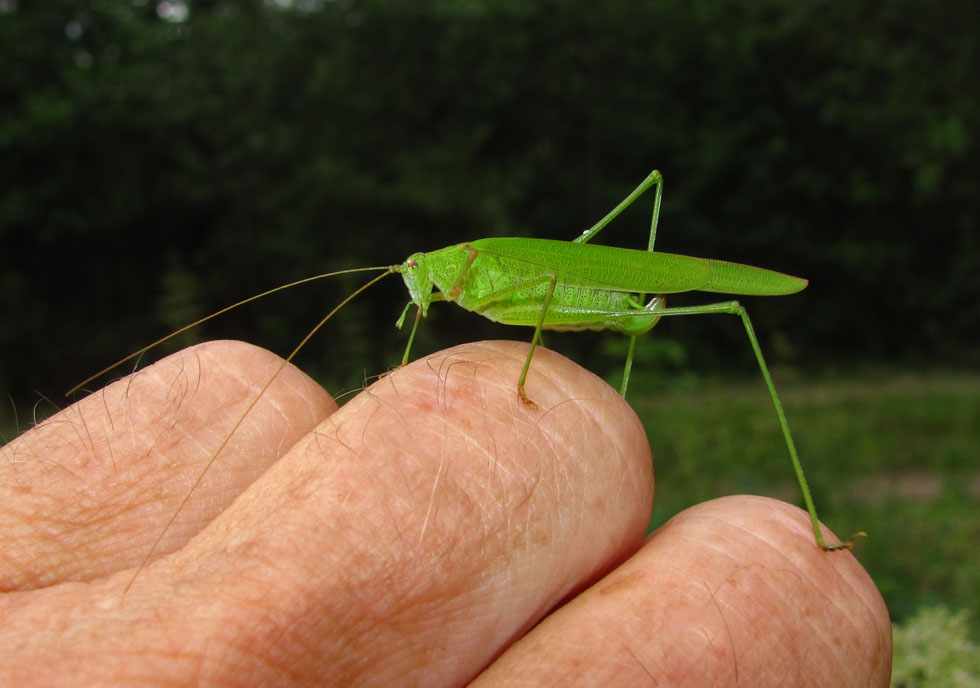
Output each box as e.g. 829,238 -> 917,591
518,387 -> 539,411
377,364 -> 406,382
821,532 -> 867,551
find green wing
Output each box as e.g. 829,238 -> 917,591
470,237 -> 807,296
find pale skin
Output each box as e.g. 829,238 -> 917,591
0,340 -> 891,686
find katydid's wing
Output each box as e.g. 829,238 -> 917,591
697,258 -> 808,295
470,238 -> 807,296
471,238 -> 712,293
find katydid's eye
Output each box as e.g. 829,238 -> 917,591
408,261 -> 418,271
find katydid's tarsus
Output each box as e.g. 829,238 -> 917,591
75,170 -> 855,592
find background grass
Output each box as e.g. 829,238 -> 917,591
622,365 -> 980,655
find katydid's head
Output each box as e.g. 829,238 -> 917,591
396,251 -> 435,315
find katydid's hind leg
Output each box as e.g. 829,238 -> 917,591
732,304 -> 855,550
573,170 -> 664,396
574,170 -> 663,249
647,300 -> 855,551
619,174 -> 664,396
517,274 -> 559,410
642,170 -> 663,253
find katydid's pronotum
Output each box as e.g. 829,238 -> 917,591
75,170 -> 856,590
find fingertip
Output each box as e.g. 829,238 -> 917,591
187,339 -> 338,416
650,496 -> 892,681
1,340 -> 339,587
476,495 -> 891,687
654,496 -> 864,573
652,496 -> 886,603
386,340 -> 654,514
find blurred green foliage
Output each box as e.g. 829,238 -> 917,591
892,605 -> 980,687
633,370 -> 980,650
1,0 -> 978,404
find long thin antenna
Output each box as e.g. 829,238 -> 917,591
67,265 -> 392,397
124,267 -> 394,593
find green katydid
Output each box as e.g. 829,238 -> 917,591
389,170 -> 852,552
76,170 -> 854,591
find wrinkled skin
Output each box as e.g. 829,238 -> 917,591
0,340 -> 891,686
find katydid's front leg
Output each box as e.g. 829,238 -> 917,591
397,246 -> 478,367
396,292 -> 446,366
400,306 -> 424,366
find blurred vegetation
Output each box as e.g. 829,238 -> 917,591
2,0 -> 978,401
892,605 -> 980,687
2,0 -> 979,674
634,369 -> 980,652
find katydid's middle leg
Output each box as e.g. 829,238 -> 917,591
619,293 -> 666,396
449,269 -> 561,408
517,274 -> 559,410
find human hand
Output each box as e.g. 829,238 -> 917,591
0,340 -> 891,686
